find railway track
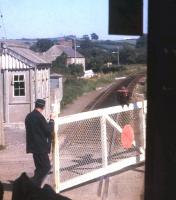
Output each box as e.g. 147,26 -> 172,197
58,72 -> 146,146
57,72 -> 146,185
58,72 -> 146,140
83,72 -> 146,111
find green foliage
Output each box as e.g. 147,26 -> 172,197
61,78 -> 94,107
53,53 -> 67,66
102,40 -> 119,45
100,65 -> 124,73
136,48 -> 147,63
119,45 -> 136,64
30,39 -> 54,52
52,54 -> 84,77
61,64 -> 146,108
67,64 -> 84,77
71,36 -> 147,73
136,34 -> 147,48
135,35 -> 147,63
52,53 -> 69,74
79,39 -> 94,50
61,74 -> 116,108
78,38 -> 147,73
91,33 -> 99,40
79,40 -> 111,71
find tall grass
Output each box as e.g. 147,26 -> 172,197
61,64 -> 146,108
61,75 -> 114,108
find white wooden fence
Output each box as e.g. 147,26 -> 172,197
52,101 -> 147,193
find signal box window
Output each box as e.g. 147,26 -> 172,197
14,75 -> 25,96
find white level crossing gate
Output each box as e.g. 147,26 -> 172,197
52,101 -> 147,193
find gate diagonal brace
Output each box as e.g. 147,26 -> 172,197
104,115 -> 122,133
104,115 -> 138,149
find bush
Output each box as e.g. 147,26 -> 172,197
52,57 -> 84,77
68,64 -> 84,77
61,74 -> 116,108
30,39 -> 54,52
61,78 -> 94,107
101,65 -> 125,73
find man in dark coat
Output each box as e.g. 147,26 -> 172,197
0,181 -> 3,200
25,99 -> 54,187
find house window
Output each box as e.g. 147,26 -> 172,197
13,75 -> 25,96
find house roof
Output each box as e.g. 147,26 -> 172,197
0,42 -> 51,70
41,45 -> 63,63
42,45 -> 84,63
8,46 -> 49,65
58,46 -> 84,58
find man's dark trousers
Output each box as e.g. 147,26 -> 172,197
31,153 -> 51,187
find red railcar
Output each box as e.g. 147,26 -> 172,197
116,86 -> 130,105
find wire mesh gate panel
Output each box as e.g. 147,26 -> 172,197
53,101 -> 147,192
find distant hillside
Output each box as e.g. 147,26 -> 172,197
115,39 -> 137,45
91,39 -> 137,50
5,37 -> 137,48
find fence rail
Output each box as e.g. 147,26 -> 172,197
52,101 -> 147,192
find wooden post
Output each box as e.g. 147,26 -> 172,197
51,104 -> 60,193
101,116 -> 108,168
0,71 -> 4,146
29,68 -> 33,112
3,69 -> 8,123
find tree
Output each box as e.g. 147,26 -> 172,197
30,39 -> 54,52
68,64 -> 84,77
136,48 -> 147,63
52,53 -> 69,74
136,34 -> 147,48
119,45 -> 137,64
52,54 -> 84,77
135,34 -> 147,64
79,40 -> 113,72
91,33 -> 99,40
79,39 -> 94,50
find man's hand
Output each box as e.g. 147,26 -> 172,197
50,113 -> 56,120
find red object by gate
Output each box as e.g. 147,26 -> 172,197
121,124 -> 134,148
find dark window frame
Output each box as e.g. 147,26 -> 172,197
13,74 -> 25,97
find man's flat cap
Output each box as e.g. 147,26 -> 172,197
35,99 -> 46,108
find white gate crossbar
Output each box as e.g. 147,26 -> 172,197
52,101 -> 147,192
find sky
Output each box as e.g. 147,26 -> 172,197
0,0 -> 148,40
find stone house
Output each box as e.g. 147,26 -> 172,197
41,45 -> 86,72
0,42 -> 59,126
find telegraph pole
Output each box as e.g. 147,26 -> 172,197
117,47 -> 120,66
74,38 -> 77,64
112,46 -> 120,66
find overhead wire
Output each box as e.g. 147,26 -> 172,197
0,4 -> 7,40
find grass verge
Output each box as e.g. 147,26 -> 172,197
61,64 -> 146,109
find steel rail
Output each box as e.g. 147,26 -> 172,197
84,72 -> 146,111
